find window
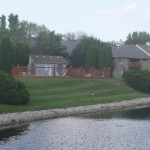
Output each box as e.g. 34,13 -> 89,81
119,58 -> 123,64
119,68 -> 123,76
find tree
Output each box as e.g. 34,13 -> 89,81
85,45 -> 98,68
8,13 -> 20,44
0,71 -> 30,105
71,36 -> 94,67
35,30 -> 64,55
64,32 -> 76,41
63,31 -> 87,41
125,31 -> 150,44
102,44 -> 112,68
8,13 -> 19,30
0,14 -> 66,57
98,43 -> 112,69
0,37 -> 13,73
0,15 -> 6,29
75,31 -> 87,39
99,46 -> 105,69
0,15 -> 8,41
123,70 -> 150,93
12,21 -> 45,48
13,44 -> 29,66
0,37 -> 29,74
71,44 -> 85,67
71,36 -> 112,68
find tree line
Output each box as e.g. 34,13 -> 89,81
0,13 -> 64,55
125,31 -> 150,44
0,13 -> 150,73
0,13 -> 65,73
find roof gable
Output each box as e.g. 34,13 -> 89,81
112,44 -> 150,59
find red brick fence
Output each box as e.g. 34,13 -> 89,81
11,66 -> 111,79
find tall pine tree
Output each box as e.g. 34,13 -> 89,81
85,45 -> 97,68
0,37 -> 13,73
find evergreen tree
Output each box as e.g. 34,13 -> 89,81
13,44 -> 29,66
0,15 -> 6,29
8,13 -> 19,30
99,47 -> 105,69
71,36 -> 112,68
0,15 -> 8,41
125,31 -> 150,44
85,45 -> 97,68
105,44 -> 112,68
0,37 -> 13,73
71,36 -> 99,67
71,44 -> 85,67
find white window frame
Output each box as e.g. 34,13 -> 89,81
119,68 -> 123,76
119,58 -> 123,64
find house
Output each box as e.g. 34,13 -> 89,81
28,55 -> 68,76
112,43 -> 150,77
63,40 -> 150,78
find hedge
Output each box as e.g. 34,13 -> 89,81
122,69 -> 150,93
0,71 -> 30,105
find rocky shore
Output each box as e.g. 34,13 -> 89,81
0,97 -> 150,126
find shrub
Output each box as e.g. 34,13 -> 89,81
0,71 -> 30,105
122,69 -> 150,93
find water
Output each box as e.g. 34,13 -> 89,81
1,107 -> 150,150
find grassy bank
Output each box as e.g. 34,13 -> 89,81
0,78 -> 149,113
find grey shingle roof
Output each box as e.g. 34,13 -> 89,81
63,40 -> 80,54
137,44 -> 150,55
30,55 -> 68,64
112,44 -> 150,59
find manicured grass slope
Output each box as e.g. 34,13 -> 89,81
0,78 -> 149,113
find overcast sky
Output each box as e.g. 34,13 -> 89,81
0,0 -> 150,42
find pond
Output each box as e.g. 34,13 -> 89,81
0,106 -> 150,150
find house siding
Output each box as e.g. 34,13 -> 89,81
142,59 -> 150,71
113,58 -> 128,77
28,55 -> 68,76
112,44 -> 150,78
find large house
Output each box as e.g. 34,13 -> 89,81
28,55 -> 68,76
112,43 -> 150,77
63,40 -> 150,78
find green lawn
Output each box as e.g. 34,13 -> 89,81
0,78 -> 149,113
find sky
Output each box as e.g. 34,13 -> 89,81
0,0 -> 150,42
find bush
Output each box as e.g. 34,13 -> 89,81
122,69 -> 150,93
0,71 -> 30,105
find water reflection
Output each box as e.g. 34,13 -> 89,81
0,124 -> 29,143
80,106 -> 150,120
0,106 -> 150,150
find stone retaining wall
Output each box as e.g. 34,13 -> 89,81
0,97 -> 150,126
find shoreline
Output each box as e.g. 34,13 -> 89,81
0,97 -> 150,127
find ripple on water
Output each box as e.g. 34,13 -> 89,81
1,107 -> 150,150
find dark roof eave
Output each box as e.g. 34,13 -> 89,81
34,61 -> 68,64
112,56 -> 150,59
